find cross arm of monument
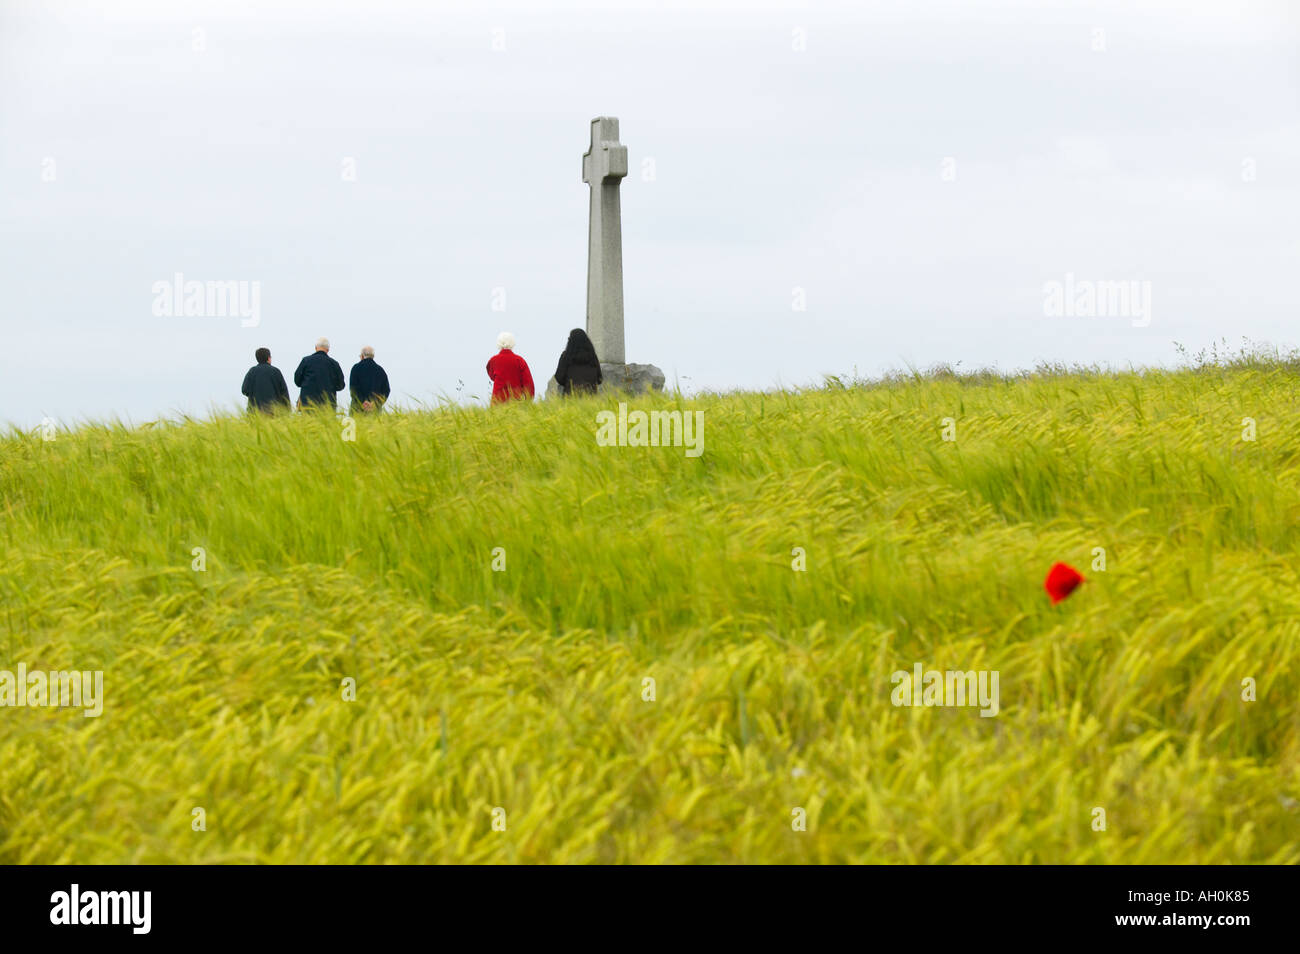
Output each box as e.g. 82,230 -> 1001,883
582,117 -> 628,184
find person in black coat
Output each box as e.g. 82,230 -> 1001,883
349,345 -> 391,413
241,348 -> 291,414
293,337 -> 345,410
554,327 -> 602,396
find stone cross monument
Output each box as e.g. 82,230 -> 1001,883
545,117 -> 663,398
582,116 -> 628,365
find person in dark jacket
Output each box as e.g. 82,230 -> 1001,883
241,348 -> 291,414
553,327 -> 603,396
349,345 -> 391,414
294,337 -> 345,410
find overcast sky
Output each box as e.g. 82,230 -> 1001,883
2,0 -> 1297,426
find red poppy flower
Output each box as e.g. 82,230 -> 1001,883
1045,562 -> 1085,604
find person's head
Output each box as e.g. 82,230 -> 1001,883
255,347 -> 271,364
497,331 -> 515,351
315,337 -> 330,352
360,345 -> 374,359
566,327 -> 597,360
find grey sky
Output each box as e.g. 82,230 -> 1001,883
2,0 -> 1297,426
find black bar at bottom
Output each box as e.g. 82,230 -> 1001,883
0,864 -> 1282,941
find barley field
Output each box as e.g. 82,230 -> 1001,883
2,360 -> 1298,864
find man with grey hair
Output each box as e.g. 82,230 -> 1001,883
293,337 -> 345,410
349,345 -> 391,414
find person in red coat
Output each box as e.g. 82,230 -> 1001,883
486,331 -> 535,403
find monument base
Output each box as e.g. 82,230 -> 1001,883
600,362 -> 665,395
545,362 -> 666,399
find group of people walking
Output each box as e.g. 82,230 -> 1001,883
240,329 -> 604,414
240,339 -> 390,415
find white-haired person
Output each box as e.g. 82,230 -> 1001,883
293,337 -> 346,410
486,331 -> 535,403
349,345 -> 391,413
